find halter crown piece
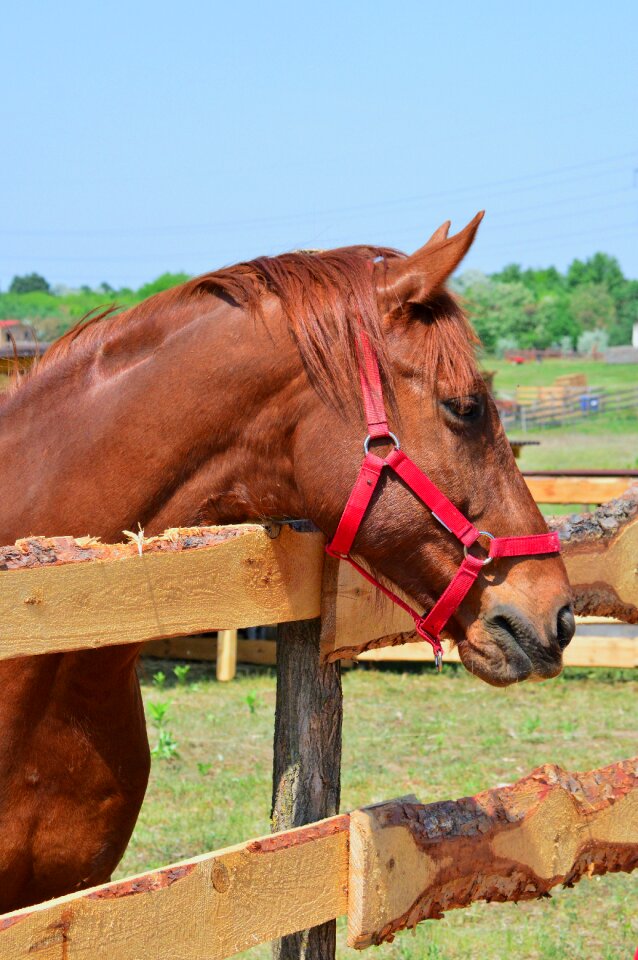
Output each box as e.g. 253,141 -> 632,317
325,331 -> 560,671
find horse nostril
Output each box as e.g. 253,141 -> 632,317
556,605 -> 576,650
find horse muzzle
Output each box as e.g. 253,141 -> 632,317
457,601 -> 575,687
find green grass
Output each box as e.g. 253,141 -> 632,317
509,410 -> 638,472
118,661 -> 638,959
479,357 -> 638,472
485,357 -> 638,394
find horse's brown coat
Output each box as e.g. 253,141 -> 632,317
0,216 -> 572,911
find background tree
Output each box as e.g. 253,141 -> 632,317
610,279 -> 638,345
0,253 -> 635,350
9,273 -> 51,295
566,253 -> 624,292
568,283 -> 616,332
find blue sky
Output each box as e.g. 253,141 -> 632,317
1,0 -> 636,288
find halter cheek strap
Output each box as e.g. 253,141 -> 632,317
326,332 -> 560,670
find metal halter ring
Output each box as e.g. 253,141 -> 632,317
463,530 -> 495,567
363,432 -> 400,455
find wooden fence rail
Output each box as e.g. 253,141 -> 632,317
0,525 -> 324,661
139,477 -> 638,675
143,616 -> 638,673
1,486 -> 637,664
0,758 -> 634,959
524,473 -> 636,504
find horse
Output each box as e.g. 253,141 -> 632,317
0,213 -> 574,913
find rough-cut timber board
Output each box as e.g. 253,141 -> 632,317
357,620 -> 638,669
524,476 -> 631,504
0,526 -> 324,660
322,489 -> 638,661
143,621 -> 638,670
0,816 -> 350,960
549,493 -> 638,622
143,634 -> 278,666
348,757 -> 638,949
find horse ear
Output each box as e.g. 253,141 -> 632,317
424,220 -> 451,246
379,211 -> 484,308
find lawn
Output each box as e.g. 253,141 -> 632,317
509,410 -> 638,472
118,660 -> 638,960
481,357 -> 638,472
485,357 -> 637,394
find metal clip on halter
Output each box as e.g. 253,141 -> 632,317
363,432 -> 400,455
463,530 -> 495,567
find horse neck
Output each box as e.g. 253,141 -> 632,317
0,298 -> 308,546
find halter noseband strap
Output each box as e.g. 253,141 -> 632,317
326,332 -> 560,670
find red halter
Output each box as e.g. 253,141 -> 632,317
326,332 -> 560,670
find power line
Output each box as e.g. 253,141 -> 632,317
0,149 -> 635,239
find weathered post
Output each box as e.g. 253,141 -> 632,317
271,615 -> 343,960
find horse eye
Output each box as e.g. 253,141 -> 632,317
442,395 -> 483,421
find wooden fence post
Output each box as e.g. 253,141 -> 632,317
216,629 -> 238,681
271,616 -> 343,960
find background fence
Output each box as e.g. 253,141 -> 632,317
500,384 -> 638,430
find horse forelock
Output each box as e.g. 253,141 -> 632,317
8,246 -> 480,410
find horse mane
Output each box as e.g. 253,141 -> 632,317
16,245 -> 479,410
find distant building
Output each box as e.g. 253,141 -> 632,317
0,320 -> 50,372
604,321 -> 638,363
0,320 -> 37,345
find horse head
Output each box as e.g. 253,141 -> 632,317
286,215 -> 574,686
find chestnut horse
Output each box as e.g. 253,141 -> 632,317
0,213 -> 574,913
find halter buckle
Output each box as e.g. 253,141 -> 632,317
463,530 -> 495,567
363,432 -> 400,455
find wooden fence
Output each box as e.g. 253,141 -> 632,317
1,490 -> 636,664
144,614 -> 638,677
0,758 -> 635,959
524,470 -> 638,505
501,385 -> 638,430
0,488 -> 637,957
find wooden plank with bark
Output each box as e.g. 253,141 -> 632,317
524,475 -> 632,504
0,525 -> 324,660
321,486 -> 638,661
2,487 -> 637,664
0,817 -> 350,960
348,757 -> 638,949
0,760 -> 634,957
547,485 -> 638,622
